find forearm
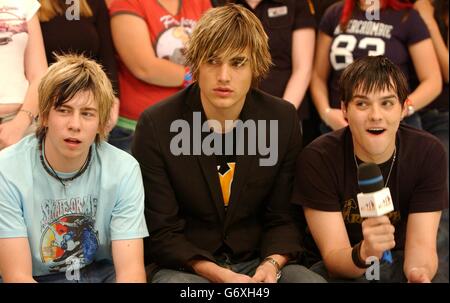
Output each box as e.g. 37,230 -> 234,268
323,247 -> 367,279
115,266 -> 147,283
310,73 -> 331,119
283,69 -> 311,109
1,274 -> 37,283
407,75 -> 442,111
9,79 -> 40,135
133,58 -> 185,88
20,78 -> 40,117
426,22 -> 449,83
404,247 -> 438,281
188,259 -> 230,283
263,254 -> 289,268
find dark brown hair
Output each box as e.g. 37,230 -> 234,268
339,56 -> 409,107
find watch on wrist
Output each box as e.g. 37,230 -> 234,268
263,257 -> 282,280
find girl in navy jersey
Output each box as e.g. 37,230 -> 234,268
310,0 -> 441,133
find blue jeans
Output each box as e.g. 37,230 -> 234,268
151,258 -> 326,283
108,126 -> 134,154
402,112 -> 423,129
309,251 -> 448,283
0,260 -> 116,283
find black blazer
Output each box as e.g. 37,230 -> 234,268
132,83 -> 303,270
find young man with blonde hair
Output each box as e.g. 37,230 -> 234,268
0,54 -> 148,283
133,4 -> 325,283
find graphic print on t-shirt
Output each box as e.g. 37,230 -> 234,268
342,197 -> 401,224
217,162 -> 236,207
155,15 -> 197,65
330,20 -> 392,70
0,4 -> 28,46
40,195 -> 99,273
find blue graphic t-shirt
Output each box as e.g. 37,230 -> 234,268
0,135 -> 149,276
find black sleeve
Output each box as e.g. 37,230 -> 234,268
93,0 -> 119,96
260,105 -> 305,259
132,110 -> 216,269
291,143 -> 342,212
318,1 -> 341,36
294,0 -> 316,30
409,140 -> 449,213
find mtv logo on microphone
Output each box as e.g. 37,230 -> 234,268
357,187 -> 394,218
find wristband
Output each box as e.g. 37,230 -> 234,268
19,109 -> 37,124
351,241 -> 370,269
183,66 -> 193,88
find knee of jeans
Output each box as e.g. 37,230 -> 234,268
281,264 -> 327,283
152,269 -> 209,283
109,127 -> 134,141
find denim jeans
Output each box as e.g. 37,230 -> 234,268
108,125 -> 134,154
402,112 -> 423,129
151,258 -> 326,283
0,260 -> 116,283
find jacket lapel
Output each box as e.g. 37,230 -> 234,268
224,90 -> 260,229
184,84 -> 226,222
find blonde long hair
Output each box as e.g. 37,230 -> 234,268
37,54 -> 115,143
185,4 -> 271,84
39,0 -> 93,22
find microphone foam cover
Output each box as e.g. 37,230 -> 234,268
357,162 -> 384,193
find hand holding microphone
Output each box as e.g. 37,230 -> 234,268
360,216 -> 396,263
357,163 -> 396,265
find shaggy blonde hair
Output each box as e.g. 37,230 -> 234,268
36,54 -> 114,143
185,4 -> 272,84
38,0 -> 93,22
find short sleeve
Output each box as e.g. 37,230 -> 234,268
408,140 -> 449,213
319,2 -> 341,36
294,0 -> 316,30
110,161 -> 149,240
109,0 -> 145,18
26,0 -> 40,21
0,173 -> 28,238
291,146 -> 341,212
404,9 -> 430,45
201,0 -> 212,12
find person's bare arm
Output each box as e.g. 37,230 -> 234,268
0,15 -> 47,149
414,0 -> 448,82
407,39 -> 442,111
304,208 -> 395,279
282,28 -> 315,109
0,238 -> 36,282
310,32 -> 348,130
110,14 -> 185,87
112,239 -> 146,282
404,212 -> 440,282
188,259 -> 256,283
